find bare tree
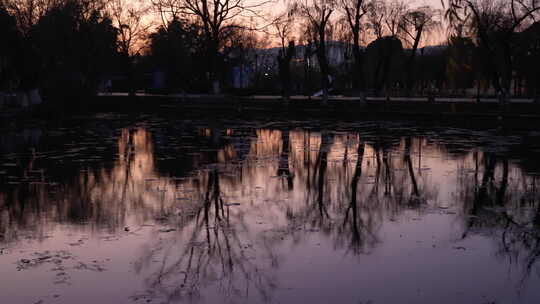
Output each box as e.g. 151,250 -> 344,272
299,0 -> 336,104
223,23 -> 269,90
273,9 -> 296,100
2,0 -> 110,34
277,41 -> 295,100
107,0 -> 152,96
340,0 -> 368,96
2,0 -> 61,33
445,0 -> 540,99
273,10 -> 295,52
108,0 -> 152,57
150,0 -> 182,28
366,0 -> 385,39
384,0 -> 407,37
365,1 -> 407,39
151,0 -> 272,94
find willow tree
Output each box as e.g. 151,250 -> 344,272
399,5 -> 440,93
444,0 -> 540,98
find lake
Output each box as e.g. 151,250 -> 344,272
1,113 -> 540,304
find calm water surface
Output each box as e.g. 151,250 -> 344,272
1,114 -> 540,304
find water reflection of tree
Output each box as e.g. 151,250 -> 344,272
6,120 -> 540,298
457,150 -> 540,281
404,137 -> 421,204
280,131 -> 440,255
0,125 -> 221,243
0,120 -> 255,245
164,126 -> 432,298
0,123 -> 121,243
277,129 -> 293,191
339,139 -> 379,254
134,129 -> 390,302
135,169 -> 279,304
315,131 -> 330,221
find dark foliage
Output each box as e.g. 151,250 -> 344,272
30,1 -> 118,102
149,18 -> 208,93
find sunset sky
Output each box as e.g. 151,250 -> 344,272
136,0 -> 449,49
265,0 -> 448,46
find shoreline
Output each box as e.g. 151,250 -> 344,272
3,94 -> 540,129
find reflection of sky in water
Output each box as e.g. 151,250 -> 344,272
1,117 -> 540,304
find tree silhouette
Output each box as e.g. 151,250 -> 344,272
108,0 -> 152,96
273,10 -> 296,100
0,4 -> 21,91
445,0 -> 540,99
150,18 -> 206,92
277,41 -> 295,101
339,0 -> 368,96
151,0 -> 270,94
399,5 -> 440,94
299,0 -> 336,103
365,35 -> 403,95
32,0 -> 117,101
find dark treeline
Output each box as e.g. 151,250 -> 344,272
1,0 -> 540,106
0,0 -> 119,108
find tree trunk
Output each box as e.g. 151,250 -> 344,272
278,129 -> 293,190
126,55 -> 136,97
404,137 -> 420,203
405,26 -> 423,95
348,139 -> 365,248
207,36 -> 221,95
317,132 -> 329,219
381,54 -> 392,96
317,30 -> 330,105
278,42 -> 295,102
352,31 -> 365,99
501,40 -> 513,102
